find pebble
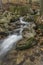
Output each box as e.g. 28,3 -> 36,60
29,55 -> 35,62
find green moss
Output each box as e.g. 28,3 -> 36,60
16,38 -> 37,50
24,15 -> 34,22
37,24 -> 43,33
9,5 -> 29,16
9,5 -> 15,12
38,24 -> 43,29
34,15 -> 39,21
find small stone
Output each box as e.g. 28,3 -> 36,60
34,52 -> 40,57
41,57 -> 43,61
16,54 -> 24,65
29,55 -> 35,62
40,48 -> 43,55
34,47 -> 40,57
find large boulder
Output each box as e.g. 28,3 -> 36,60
16,38 -> 37,50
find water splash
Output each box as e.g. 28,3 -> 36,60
19,17 -> 36,28
20,17 -> 29,25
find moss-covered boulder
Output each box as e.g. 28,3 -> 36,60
38,24 -> 43,30
16,38 -> 37,50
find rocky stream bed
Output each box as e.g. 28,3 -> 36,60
0,11 -> 43,65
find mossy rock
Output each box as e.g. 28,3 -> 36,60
10,14 -> 20,22
37,24 -> 43,33
34,15 -> 39,21
23,15 -> 34,22
9,5 -> 29,16
38,24 -> 43,29
16,38 -> 37,50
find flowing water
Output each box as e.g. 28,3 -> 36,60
0,34 -> 22,58
0,17 -> 36,58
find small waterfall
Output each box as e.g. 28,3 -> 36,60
0,17 -> 36,59
0,25 -> 26,57
0,34 -> 22,58
20,17 -> 29,25
0,24 -> 24,58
